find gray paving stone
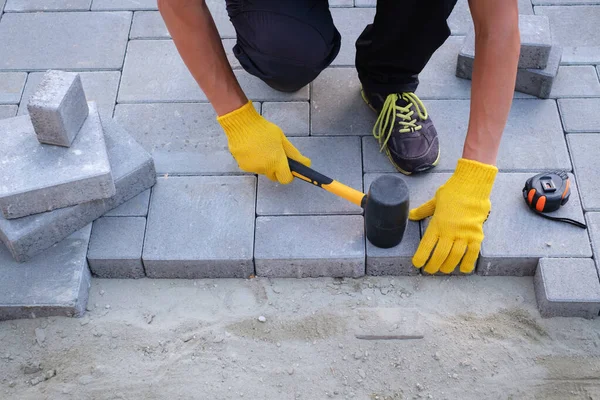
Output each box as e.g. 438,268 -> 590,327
262,102 -> 309,136
550,66 -> 600,98
354,0 -> 375,6
91,0 -> 156,10
255,215 -> 365,278
88,217 -> 146,279
448,0 -> 534,35
515,15 -> 553,69
567,135 -> 600,212
535,6 -> 600,64
104,189 -> 150,217
330,8 -> 375,66
257,136 -> 363,215
0,103 -> 115,219
0,0 -> 5,13
4,0 -> 91,11
234,70 -> 309,101
0,118 -> 156,262
0,105 -> 17,118
586,213 -> 600,274
558,98 -> 600,133
130,11 -> 169,39
311,68 -> 376,135
143,176 -> 256,279
0,12 -> 131,71
0,72 -> 25,104
19,71 -> 120,121
534,0 -> 600,3
534,258 -> 600,319
479,173 -> 592,276
0,224 -> 92,321
329,0 -> 353,6
362,136 -> 397,173
27,70 -> 89,147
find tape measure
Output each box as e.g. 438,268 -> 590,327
522,171 -> 586,229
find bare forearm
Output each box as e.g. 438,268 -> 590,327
463,0 -> 520,165
158,0 -> 247,116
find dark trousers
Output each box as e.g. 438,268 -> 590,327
225,0 -> 458,94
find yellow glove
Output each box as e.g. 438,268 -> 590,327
409,158 -> 498,274
217,101 -> 311,184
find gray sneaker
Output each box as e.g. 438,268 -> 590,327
362,90 -> 440,175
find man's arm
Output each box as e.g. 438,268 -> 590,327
463,0 -> 520,165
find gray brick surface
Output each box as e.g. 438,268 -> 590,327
558,98 -> 600,133
255,215 -> 365,278
550,66 -> 600,98
0,12 -> 131,70
88,217 -> 146,279
534,0 -> 599,3
516,15 -> 552,69
0,118 -> 156,262
104,189 -> 150,217
19,71 -> 120,121
330,8 -> 375,66
130,11 -> 169,39
586,213 -> 600,275
257,136 -> 363,215
143,176 -> 256,279
5,0 -> 91,11
0,103 -> 115,219
479,173 -> 592,276
535,6 -> 600,64
329,0 -> 353,6
362,136 -> 397,174
354,0 -> 376,6
0,225 -> 91,321
91,0 -> 156,10
0,105 -> 17,118
27,71 -> 89,147
535,258 -> 600,319
262,102 -> 309,136
0,72 -> 25,104
311,68 -> 376,135
567,135 -> 600,211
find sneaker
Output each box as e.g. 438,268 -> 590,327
362,90 -> 440,175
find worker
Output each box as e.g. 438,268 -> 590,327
158,0 -> 520,275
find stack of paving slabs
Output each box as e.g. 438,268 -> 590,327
456,15 -> 561,99
0,70 -> 156,321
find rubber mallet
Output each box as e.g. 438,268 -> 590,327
288,158 -> 410,248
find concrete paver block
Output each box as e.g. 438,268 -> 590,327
130,9 -> 234,39
0,118 -> 156,262
143,176 -> 256,279
516,15 -> 553,69
19,71 -> 120,121
362,136 -> 397,174
91,0 -> 156,10
0,12 -> 131,70
0,105 -> 17,119
550,66 -> 600,98
257,137 -> 363,215
255,215 -> 365,278
261,102 -> 309,136
330,8 -> 375,66
0,224 -> 92,321
329,0 -> 353,6
311,68 -> 376,135
567,135 -> 600,211
586,213 -> 600,276
535,258 -> 600,319
0,103 -> 115,219
104,189 -> 150,217
5,0 -> 91,11
479,173 -> 592,276
27,70 -> 89,147
0,72 -> 26,104
88,217 -> 146,279
558,98 -> 600,133
234,70 -> 309,101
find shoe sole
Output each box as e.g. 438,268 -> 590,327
360,89 -> 440,176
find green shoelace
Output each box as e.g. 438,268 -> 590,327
372,92 -> 428,151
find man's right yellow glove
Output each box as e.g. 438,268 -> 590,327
217,101 -> 311,184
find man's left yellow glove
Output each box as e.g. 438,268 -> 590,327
409,158 -> 498,274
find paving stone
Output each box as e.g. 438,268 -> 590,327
534,258 -> 600,319
27,70 -> 89,147
558,98 -> 600,133
255,215 -> 365,278
143,176 -> 255,279
534,0 -> 600,3
257,136 -> 363,215
261,102 -> 309,136
587,212 -> 600,271
0,103 -> 115,219
88,217 -> 146,279
354,0 -> 375,6
362,136 -> 397,173
0,224 -> 92,321
550,66 -> 600,98
448,0 -> 534,35
330,8 -> 375,67
104,189 -> 150,217
4,0 -> 91,11
234,70 -> 309,101
311,68 -> 376,135
0,0 -> 5,13
478,173 -> 592,276
0,118 -> 156,262
0,72 -> 25,104
329,0 -> 353,6
91,0 -> 156,10
0,12 -> 131,70
535,6 -> 600,64
515,15 -> 553,68
19,71 -> 120,121
567,135 -> 600,211
130,11 -> 169,39
0,105 -> 17,118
